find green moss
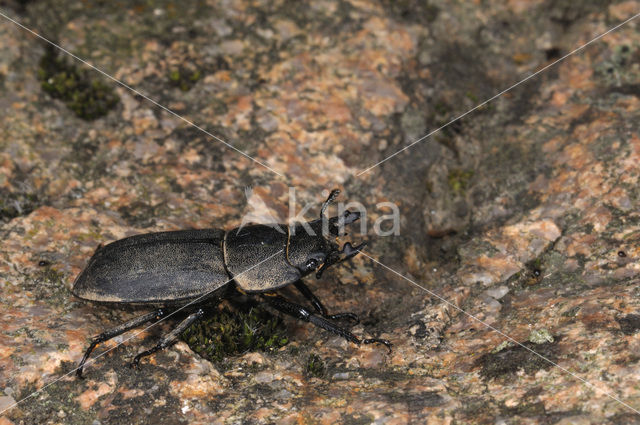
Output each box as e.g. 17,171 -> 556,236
434,100 -> 450,115
169,69 -> 181,82
168,65 -> 202,91
38,45 -> 119,120
305,354 -> 326,378
447,169 -> 474,195
465,91 -> 478,102
181,303 -> 288,364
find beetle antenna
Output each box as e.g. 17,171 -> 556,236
320,189 -> 341,220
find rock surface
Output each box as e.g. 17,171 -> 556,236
1,0 -> 639,423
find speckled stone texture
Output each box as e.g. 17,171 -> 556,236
1,0 -> 639,424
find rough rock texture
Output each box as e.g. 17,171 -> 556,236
1,0 -> 639,424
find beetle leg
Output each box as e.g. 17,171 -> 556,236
262,294 -> 391,352
293,281 -> 359,324
76,308 -> 166,378
130,308 -> 205,369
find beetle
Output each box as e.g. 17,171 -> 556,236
73,189 -> 391,377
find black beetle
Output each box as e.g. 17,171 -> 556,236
73,189 -> 391,377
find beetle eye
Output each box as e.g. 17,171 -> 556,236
305,258 -> 318,270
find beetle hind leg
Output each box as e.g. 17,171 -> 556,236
262,294 -> 391,352
76,308 -> 166,378
131,308 -> 205,369
293,281 -> 359,324
362,337 -> 393,350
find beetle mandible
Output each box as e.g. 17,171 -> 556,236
73,189 -> 391,377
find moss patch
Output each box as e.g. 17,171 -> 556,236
168,65 -> 202,91
476,340 -> 558,380
305,354 -> 326,378
448,169 -> 474,195
38,45 -> 119,120
181,303 -> 288,365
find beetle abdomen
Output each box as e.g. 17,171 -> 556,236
72,229 -> 228,304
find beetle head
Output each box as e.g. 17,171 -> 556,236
286,189 -> 366,279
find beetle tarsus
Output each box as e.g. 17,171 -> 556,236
131,346 -> 161,369
293,281 -> 359,324
363,338 -> 393,353
262,294 -> 390,352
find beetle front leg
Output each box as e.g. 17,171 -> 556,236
77,308 -> 166,378
130,308 -> 205,369
293,281 -> 359,324
261,294 -> 391,352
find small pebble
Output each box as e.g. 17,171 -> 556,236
485,285 -> 509,300
0,395 -> 16,412
332,372 -> 350,380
